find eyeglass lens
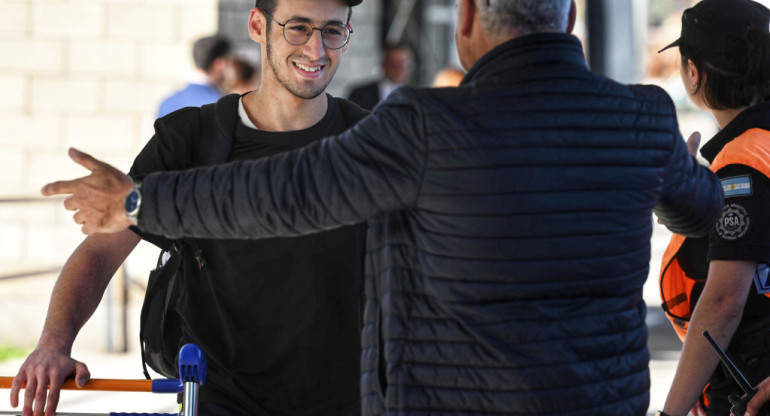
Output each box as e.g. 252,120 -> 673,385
282,20 -> 349,49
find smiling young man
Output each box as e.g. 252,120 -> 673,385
10,1 -> 366,416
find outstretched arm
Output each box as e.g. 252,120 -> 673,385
655,130 -> 723,237
42,95 -> 427,240
10,230 -> 139,416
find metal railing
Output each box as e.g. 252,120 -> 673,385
0,196 -> 64,281
0,195 -> 132,353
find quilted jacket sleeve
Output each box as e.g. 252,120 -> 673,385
654,123 -> 723,237
137,90 -> 427,240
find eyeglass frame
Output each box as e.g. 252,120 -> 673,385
262,11 -> 353,50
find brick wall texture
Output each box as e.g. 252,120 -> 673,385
0,0 -> 380,268
0,0 -> 381,349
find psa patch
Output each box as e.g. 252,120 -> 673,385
721,175 -> 752,198
715,203 -> 750,240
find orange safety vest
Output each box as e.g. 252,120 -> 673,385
659,128 -> 770,342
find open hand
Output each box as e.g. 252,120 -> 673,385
10,347 -> 90,416
41,148 -> 134,235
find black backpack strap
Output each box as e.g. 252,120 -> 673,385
196,94 -> 239,166
186,96 -> 237,268
139,95 -> 239,379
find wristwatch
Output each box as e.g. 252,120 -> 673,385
125,182 -> 142,226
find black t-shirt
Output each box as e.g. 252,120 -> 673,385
129,95 -> 365,416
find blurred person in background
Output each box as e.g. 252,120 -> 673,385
656,0 -> 770,415
346,44 -> 413,110
156,34 -> 232,118
39,0 -> 724,414
9,0 -> 367,415
223,53 -> 260,94
430,66 -> 465,87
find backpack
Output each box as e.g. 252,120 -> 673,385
138,95 -> 369,379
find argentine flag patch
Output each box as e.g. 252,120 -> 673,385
721,175 -> 752,198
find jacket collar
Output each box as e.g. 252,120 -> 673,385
460,33 -> 588,86
700,101 -> 770,163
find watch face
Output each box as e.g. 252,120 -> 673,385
125,189 -> 140,214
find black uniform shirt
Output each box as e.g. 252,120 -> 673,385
699,101 -> 770,323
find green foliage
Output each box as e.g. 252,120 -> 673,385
0,344 -> 28,363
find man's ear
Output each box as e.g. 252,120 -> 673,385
457,0 -> 477,38
248,8 -> 266,43
566,0 -> 577,34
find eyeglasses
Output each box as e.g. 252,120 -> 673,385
264,12 -> 353,50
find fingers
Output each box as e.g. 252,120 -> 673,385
40,148 -> 108,197
10,371 -> 25,408
45,379 -> 61,416
73,361 -> 90,388
68,148 -> 102,172
687,131 -> 701,157
23,373 -> 38,416
745,377 -> 770,415
40,180 -> 79,197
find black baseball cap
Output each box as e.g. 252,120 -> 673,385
658,0 -> 770,54
346,0 -> 362,5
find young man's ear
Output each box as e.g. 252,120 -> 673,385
248,8 -> 267,43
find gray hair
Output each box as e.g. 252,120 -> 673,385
478,0 -> 571,35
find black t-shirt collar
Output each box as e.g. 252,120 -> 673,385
234,93 -> 340,145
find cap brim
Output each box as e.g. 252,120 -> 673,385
346,0 -> 363,6
657,38 -> 681,54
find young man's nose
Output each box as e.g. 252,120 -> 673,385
303,29 -> 327,60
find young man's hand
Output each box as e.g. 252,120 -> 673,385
10,345 -> 90,416
41,148 -> 134,235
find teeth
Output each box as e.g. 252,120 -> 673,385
296,63 -> 321,72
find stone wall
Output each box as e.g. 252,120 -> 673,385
0,0 -> 218,273
0,0 -> 381,350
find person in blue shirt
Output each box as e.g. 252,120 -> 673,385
156,34 -> 232,118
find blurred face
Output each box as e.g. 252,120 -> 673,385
264,0 -> 350,99
383,48 -> 413,84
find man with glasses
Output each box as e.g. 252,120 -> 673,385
40,0 -> 725,415
10,1 -> 366,415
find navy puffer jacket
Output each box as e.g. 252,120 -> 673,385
139,34 -> 723,415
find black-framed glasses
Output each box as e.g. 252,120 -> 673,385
264,12 -> 353,50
